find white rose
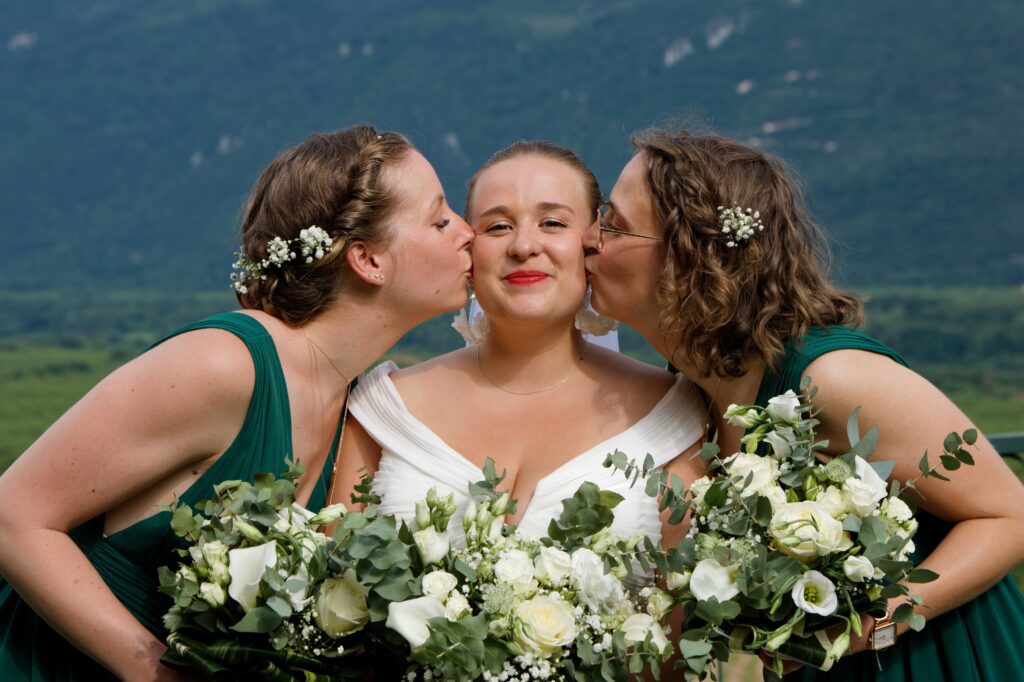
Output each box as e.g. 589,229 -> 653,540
763,485 -> 789,513
690,558 -> 739,603
764,427 -> 796,458
534,547 -> 572,585
494,549 -> 537,594
791,570 -> 838,616
199,582 -> 226,607
621,613 -> 671,654
571,548 -> 625,612
770,501 -> 850,561
645,587 -> 674,620
444,591 -> 470,621
227,541 -> 278,612
842,555 -> 875,583
689,476 -> 713,510
666,570 -> 691,592
815,486 -> 847,519
387,596 -> 445,650
853,456 -> 889,502
766,390 -> 801,422
421,570 -> 458,601
313,569 -> 369,637
513,595 -> 577,657
725,453 -> 779,496
842,478 -> 883,518
881,496 -> 913,522
413,528 -> 450,566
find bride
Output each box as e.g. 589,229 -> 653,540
333,140 -> 708,562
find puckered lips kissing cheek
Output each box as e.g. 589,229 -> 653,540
504,270 -> 550,285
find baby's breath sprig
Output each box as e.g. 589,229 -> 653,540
230,225 -> 335,294
718,205 -> 765,248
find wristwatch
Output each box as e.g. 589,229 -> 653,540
871,610 -> 897,650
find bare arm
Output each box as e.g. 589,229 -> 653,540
329,414 -> 384,511
807,351 -> 1024,638
0,330 -> 253,680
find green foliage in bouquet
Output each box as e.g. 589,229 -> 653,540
605,380 -> 977,680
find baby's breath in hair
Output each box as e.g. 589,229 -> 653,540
718,205 -> 764,248
230,225 -> 333,294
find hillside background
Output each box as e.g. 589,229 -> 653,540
1,0 -> 1021,458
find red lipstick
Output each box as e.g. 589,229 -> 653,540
505,270 -> 549,285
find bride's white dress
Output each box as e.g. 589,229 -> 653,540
350,361 -> 706,552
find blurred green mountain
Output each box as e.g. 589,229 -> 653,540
1,0 -> 1021,290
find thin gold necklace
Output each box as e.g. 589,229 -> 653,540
306,334 -> 351,386
476,343 -> 586,396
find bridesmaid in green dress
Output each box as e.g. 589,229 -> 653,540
583,128 -> 1024,680
0,125 -> 474,681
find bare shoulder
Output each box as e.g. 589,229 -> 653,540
584,345 -> 676,398
389,348 -> 474,395
131,327 -> 256,403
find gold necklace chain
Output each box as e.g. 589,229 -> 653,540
306,334 -> 351,386
476,343 -> 586,396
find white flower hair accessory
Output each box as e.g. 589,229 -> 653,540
230,225 -> 334,294
717,206 -> 764,248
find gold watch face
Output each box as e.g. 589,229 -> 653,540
873,623 -> 897,650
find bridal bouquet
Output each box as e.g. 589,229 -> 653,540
387,461 -> 673,681
605,382 -> 977,679
158,459 -> 417,680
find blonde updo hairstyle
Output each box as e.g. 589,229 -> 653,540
632,129 -> 863,378
465,140 -> 601,220
235,125 -> 412,326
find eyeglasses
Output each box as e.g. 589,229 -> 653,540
596,199 -> 664,251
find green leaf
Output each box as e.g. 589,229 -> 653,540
849,425 -> 879,460
265,595 -> 292,618
842,515 -> 862,533
909,614 -> 927,632
939,454 -> 961,471
697,443 -> 720,462
598,490 -> 625,509
907,568 -> 940,584
918,451 -> 931,476
704,482 -> 727,508
870,460 -> 896,482
229,606 -> 282,633
880,583 -> 909,599
678,639 -> 713,659
943,431 -> 962,453
846,406 -> 862,447
963,429 -> 978,445
955,448 -> 975,465
643,453 -> 655,474
892,603 -> 915,623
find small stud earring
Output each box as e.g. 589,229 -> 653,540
370,273 -> 385,281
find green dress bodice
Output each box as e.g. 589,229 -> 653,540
0,312 -> 344,680
757,326 -> 1024,681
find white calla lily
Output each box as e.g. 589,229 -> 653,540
386,596 -> 446,649
227,541 -> 278,612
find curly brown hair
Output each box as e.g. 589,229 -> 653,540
631,128 -> 862,378
465,140 -> 601,219
235,125 -> 412,326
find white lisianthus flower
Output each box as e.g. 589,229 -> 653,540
764,427 -> 797,458
842,555 -> 876,583
645,587 -> 674,620
200,540 -> 230,585
487,516 -> 504,543
199,582 -> 226,607
444,591 -> 471,621
791,570 -> 838,616
770,501 -> 850,561
494,549 -> 537,595
387,596 -> 445,649
571,548 -> 625,612
274,503 -> 316,533
534,546 -> 572,585
881,496 -> 913,522
314,569 -> 370,637
842,478 -> 883,518
766,390 -> 802,422
690,558 -> 739,603
421,570 -> 458,601
513,595 -> 577,657
666,570 -> 691,592
815,486 -> 848,519
309,502 -> 347,527
413,528 -> 450,566
621,613 -> 672,653
689,476 -> 714,510
724,404 -> 760,428
725,452 -> 780,496
227,541 -> 278,612
853,456 -> 889,502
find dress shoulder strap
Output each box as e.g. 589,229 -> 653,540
756,326 -> 907,405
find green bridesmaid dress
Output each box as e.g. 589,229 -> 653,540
755,326 -> 1024,681
0,312 -> 345,680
